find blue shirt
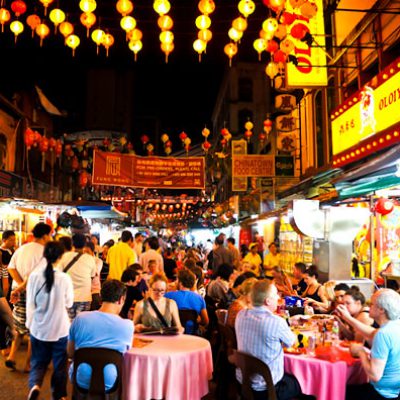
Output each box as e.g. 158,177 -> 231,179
371,320 -> 400,398
164,290 -> 206,334
235,307 -> 295,391
69,311 -> 133,390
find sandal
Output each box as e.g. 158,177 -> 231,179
5,359 -> 16,370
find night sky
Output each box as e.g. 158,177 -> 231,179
0,1 -> 269,147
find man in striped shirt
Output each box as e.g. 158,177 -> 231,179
235,280 -> 303,400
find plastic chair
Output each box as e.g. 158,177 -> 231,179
228,350 -> 277,400
178,309 -> 199,334
218,323 -> 237,357
72,347 -> 123,400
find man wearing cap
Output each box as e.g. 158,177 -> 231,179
263,242 -> 281,279
243,243 -> 262,277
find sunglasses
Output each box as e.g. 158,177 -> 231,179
152,289 -> 166,293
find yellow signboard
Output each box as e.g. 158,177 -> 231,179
331,65 -> 400,155
286,0 -> 327,88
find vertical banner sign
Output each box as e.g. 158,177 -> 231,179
92,151 -> 205,189
285,0 -> 328,88
231,139 -> 248,191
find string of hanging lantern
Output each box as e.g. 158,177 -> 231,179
0,0 -> 320,71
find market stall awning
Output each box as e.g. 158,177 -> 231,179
77,205 -> 127,219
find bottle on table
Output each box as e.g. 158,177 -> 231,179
331,320 -> 340,345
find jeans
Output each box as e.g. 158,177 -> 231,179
29,335 -> 68,400
252,374 -> 302,400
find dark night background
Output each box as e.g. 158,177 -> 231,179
0,1 -> 268,148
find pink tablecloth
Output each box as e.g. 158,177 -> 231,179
284,353 -> 368,400
124,334 -> 213,400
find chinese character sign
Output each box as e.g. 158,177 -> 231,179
92,151 -> 205,189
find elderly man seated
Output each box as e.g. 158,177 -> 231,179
336,288 -> 400,400
235,280 -> 312,400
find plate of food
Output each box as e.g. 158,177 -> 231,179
311,314 -> 335,320
284,347 -> 305,355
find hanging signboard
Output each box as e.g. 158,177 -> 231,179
232,155 -> 275,177
275,155 -> 295,176
285,0 -> 328,88
232,139 -> 248,192
331,57 -> 400,167
92,150 -> 205,189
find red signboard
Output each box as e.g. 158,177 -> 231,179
92,151 -> 205,189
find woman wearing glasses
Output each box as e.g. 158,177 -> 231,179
133,273 -> 183,333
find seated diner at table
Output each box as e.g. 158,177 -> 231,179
133,273 -> 183,333
301,265 -> 329,312
271,266 -> 295,297
336,289 -> 400,400
335,286 -> 375,343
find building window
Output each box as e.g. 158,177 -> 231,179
238,78 -> 253,102
314,90 -> 324,168
238,109 -> 253,133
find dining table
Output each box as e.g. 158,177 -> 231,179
284,346 -> 369,400
123,334 -> 213,400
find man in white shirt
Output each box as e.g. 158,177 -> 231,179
133,232 -> 144,259
58,234 -> 96,320
139,236 -> 164,273
6,222 -> 52,371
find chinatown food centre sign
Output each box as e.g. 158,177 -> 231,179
92,150 -> 205,189
331,57 -> 400,167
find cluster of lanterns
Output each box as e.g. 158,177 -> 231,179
178,131 -> 192,155
193,0 -> 215,62
161,133 -> 173,155
153,0 -> 174,62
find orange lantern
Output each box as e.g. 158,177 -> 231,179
26,14 -> 40,37
66,34 -> 80,56
116,0 -> 134,16
198,28 -> 212,42
49,8 -> 66,33
157,15 -> 173,31
198,0 -> 215,15
91,28 -> 104,54
224,42 -> 238,66
59,21 -> 74,38
160,41 -> 174,63
128,39 -> 142,61
0,8 -> 11,33
36,22 -> 50,46
232,16 -> 247,32
102,33 -> 114,56
80,12 -> 96,37
127,28 -> 142,42
265,61 -> 279,79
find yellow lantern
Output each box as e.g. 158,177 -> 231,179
128,40 -> 142,60
159,30 -> 174,44
253,38 -> 266,60
91,28 -> 104,54
259,29 -> 273,41
198,0 -> 215,15
193,38 -> 206,61
153,0 -> 171,15
224,42 -> 238,66
66,34 -> 80,56
262,18 -> 278,34
80,12 -> 96,37
116,0 -> 134,16
198,29 -> 212,42
102,33 -> 114,56
161,133 -> 169,143
232,16 -> 247,32
265,61 -> 279,79
49,8 -> 65,32
238,0 -> 255,18
161,41 -> 174,62
39,0 -> 54,16
244,121 -> 253,131
79,0 -> 96,13
195,14 -> 211,30
228,27 -> 242,42
0,8 -> 11,32
59,21 -> 74,38
120,15 -> 136,32
10,20 -> 24,42
157,15 -> 173,31
36,22 -> 50,46
127,28 -> 142,42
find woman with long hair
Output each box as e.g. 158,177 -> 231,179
26,241 -> 74,400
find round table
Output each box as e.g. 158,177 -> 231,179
124,334 -> 213,400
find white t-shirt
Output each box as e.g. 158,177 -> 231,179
91,256 -> 103,294
58,251 -> 96,302
139,249 -> 164,273
26,259 -> 74,341
8,242 -> 45,289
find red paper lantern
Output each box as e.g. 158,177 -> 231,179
72,156 -> 79,170
165,140 -> 172,147
273,50 -> 287,63
244,130 -> 252,139
259,133 -> 266,141
140,134 -> 150,144
375,198 -> 394,215
202,141 -> 211,151
33,131 -> 42,146
55,140 -> 63,157
39,137 -> 49,153
24,128 -> 35,149
220,138 -> 227,146
179,131 -> 187,141
281,11 -> 296,25
79,170 -> 89,188
266,39 -> 279,53
11,0 -> 27,16
221,128 -> 229,137
291,23 -> 308,39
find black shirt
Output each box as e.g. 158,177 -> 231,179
163,258 -> 177,280
294,278 -> 307,296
